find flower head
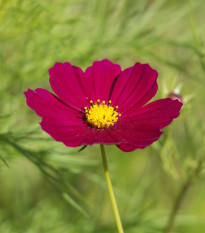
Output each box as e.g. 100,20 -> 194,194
168,92 -> 183,103
24,59 -> 182,152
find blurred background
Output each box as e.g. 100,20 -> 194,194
0,0 -> 205,232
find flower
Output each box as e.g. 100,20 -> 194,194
168,92 -> 183,103
24,59 -> 182,152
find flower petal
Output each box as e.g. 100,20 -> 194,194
93,128 -> 125,145
116,98 -> 182,152
114,122 -> 162,152
124,98 -> 183,128
85,59 -> 121,102
24,88 -> 95,147
110,62 -> 158,114
41,120 -> 96,147
49,62 -> 89,111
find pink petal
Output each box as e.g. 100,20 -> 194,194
93,128 -> 125,145
114,121 -> 162,152
24,88 -> 95,147
117,142 -> 157,152
41,120 -> 96,147
124,98 -> 183,128
49,62 -> 89,111
116,98 -> 182,152
85,59 -> 121,102
110,62 -> 158,113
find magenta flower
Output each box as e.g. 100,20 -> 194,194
24,59 -> 182,152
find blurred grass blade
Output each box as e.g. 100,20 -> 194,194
0,154 -> 9,168
62,192 -> 89,218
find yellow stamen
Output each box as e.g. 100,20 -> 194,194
85,100 -> 121,128
90,100 -> 93,107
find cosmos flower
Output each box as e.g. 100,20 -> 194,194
24,59 -> 182,152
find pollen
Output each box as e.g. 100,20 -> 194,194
85,100 -> 121,128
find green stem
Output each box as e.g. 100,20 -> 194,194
163,160 -> 203,233
163,180 -> 191,233
100,144 -> 124,233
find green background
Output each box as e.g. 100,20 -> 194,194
0,0 -> 205,232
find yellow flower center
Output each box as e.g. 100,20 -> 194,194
85,100 -> 121,129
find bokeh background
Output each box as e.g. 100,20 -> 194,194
1,0 -> 205,232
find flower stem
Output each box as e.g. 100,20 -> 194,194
163,180 -> 191,233
100,144 -> 124,233
163,159 -> 203,233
